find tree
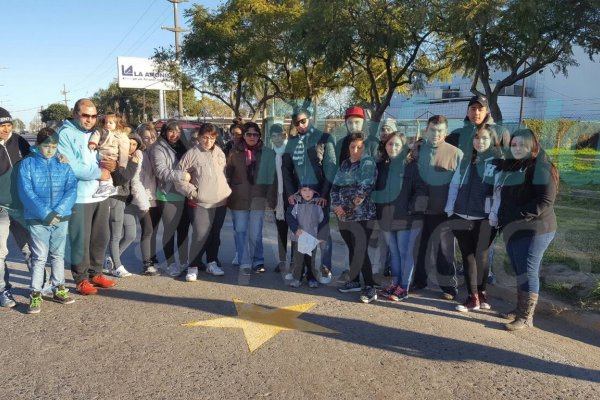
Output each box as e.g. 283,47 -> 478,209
303,0 -> 451,124
444,0 -> 600,122
40,103 -> 70,123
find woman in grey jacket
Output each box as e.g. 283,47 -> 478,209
176,123 -> 231,282
150,119 -> 191,277
445,124 -> 502,312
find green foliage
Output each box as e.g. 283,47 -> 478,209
40,103 -> 70,123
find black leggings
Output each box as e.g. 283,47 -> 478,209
451,217 -> 497,296
338,220 -> 374,287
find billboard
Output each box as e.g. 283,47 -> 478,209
117,56 -> 178,90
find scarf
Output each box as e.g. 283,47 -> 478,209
273,140 -> 288,220
244,141 -> 260,184
292,132 -> 307,166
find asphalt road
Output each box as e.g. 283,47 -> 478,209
1,213 -> 599,399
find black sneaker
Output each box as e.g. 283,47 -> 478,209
338,280 -> 362,293
360,286 -> 378,303
53,286 -> 75,305
252,264 -> 266,274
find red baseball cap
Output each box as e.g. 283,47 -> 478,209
344,106 -> 365,120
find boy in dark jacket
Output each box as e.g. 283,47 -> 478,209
18,128 -> 78,314
285,183 -> 325,288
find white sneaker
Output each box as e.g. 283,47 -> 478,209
206,261 -> 225,276
103,256 -> 114,274
167,263 -> 181,277
185,267 -> 198,282
284,272 -> 294,281
112,265 -> 132,278
232,254 -> 239,266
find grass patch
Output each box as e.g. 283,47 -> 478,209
541,281 -> 581,301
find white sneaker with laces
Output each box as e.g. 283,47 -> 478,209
112,265 -> 132,278
167,263 -> 181,277
185,267 -> 198,282
206,261 -> 225,276
284,272 -> 294,281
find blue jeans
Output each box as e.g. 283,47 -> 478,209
231,210 -> 265,268
505,231 -> 555,293
29,221 -> 69,292
383,226 -> 422,289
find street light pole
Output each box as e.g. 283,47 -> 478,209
162,0 -> 189,118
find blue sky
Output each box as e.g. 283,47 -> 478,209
1,0 -> 221,125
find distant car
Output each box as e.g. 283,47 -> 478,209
153,119 -> 225,150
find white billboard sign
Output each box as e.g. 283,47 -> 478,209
117,56 -> 178,90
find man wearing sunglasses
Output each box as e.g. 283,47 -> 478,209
282,108 -> 336,284
58,99 -> 117,295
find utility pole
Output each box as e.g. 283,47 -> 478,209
61,84 -> 70,108
162,0 -> 189,118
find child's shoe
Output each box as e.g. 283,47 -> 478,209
53,286 -> 75,305
93,184 -> 118,198
28,292 -> 42,314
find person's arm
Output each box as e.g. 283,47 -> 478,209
321,135 -> 337,201
285,203 -> 300,235
519,161 -> 557,220
57,130 -> 101,181
130,151 -> 151,211
173,150 -> 199,199
281,150 -> 298,204
111,157 -> 137,187
151,145 -> 184,184
444,163 -> 463,216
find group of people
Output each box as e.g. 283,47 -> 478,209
0,95 -> 558,331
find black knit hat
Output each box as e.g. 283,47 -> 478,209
0,107 -> 12,124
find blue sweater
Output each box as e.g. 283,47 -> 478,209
17,149 -> 78,224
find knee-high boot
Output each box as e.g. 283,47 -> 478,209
505,292 -> 538,331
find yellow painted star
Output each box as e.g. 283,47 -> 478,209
183,298 -> 336,352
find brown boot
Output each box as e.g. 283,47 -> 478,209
498,290 -> 526,320
505,292 -> 538,331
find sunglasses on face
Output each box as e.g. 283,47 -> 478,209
294,118 -> 308,127
245,132 -> 260,138
80,113 -> 97,119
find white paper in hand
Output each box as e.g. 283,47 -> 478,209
297,231 -> 319,255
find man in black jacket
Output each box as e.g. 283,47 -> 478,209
0,107 -> 32,308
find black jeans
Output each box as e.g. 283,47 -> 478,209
68,200 -> 111,283
338,220 -> 374,287
413,213 -> 457,294
450,217 -> 497,296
